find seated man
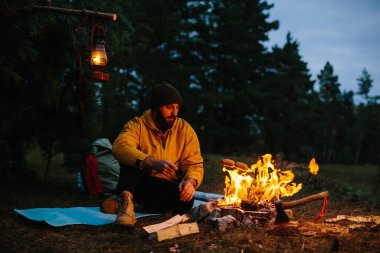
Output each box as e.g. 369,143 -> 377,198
111,82 -> 204,227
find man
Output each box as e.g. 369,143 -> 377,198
111,82 -> 203,227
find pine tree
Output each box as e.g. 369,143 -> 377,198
257,33 -> 316,159
178,0 -> 279,153
317,62 -> 342,163
316,62 -> 357,163
357,68 -> 373,102
0,0 -> 132,180
354,68 -> 380,164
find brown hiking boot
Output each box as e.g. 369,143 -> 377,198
115,191 -> 137,227
100,195 -> 119,214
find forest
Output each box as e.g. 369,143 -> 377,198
1,0 -> 379,181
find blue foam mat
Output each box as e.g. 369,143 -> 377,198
14,191 -> 223,227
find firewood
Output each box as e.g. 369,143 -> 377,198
148,222 -> 199,242
190,205 -> 200,220
191,202 -> 214,221
241,215 -> 255,227
220,207 -> 273,225
216,215 -> 239,232
325,215 -> 380,224
220,207 -> 245,221
143,214 -> 188,234
207,207 -> 221,221
267,221 -> 350,238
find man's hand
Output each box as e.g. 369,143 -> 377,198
141,157 -> 178,175
179,179 -> 196,201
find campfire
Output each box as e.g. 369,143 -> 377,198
189,154 -> 327,232
144,155 -> 378,241
217,154 -> 319,210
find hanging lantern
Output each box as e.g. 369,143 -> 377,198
88,24 -> 109,82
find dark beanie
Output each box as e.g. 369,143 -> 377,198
150,82 -> 182,108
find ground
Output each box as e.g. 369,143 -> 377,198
1,179 -> 379,253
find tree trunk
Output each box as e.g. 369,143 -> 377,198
102,91 -> 109,134
44,147 -> 53,181
354,129 -> 365,164
76,52 -> 86,138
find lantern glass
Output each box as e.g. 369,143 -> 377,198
90,40 -> 108,68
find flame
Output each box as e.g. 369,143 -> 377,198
218,154 -> 308,207
93,54 -> 102,65
91,50 -> 108,66
308,158 -> 319,175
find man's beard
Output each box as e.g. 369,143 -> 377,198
156,111 -> 176,131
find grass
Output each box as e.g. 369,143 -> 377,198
200,154 -> 380,209
317,164 -> 380,209
24,146 -> 76,190
24,149 -> 380,209
3,151 -> 378,253
318,164 -> 379,192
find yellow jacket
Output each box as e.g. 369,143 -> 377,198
112,109 -> 203,188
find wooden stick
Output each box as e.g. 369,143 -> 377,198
28,5 -> 117,21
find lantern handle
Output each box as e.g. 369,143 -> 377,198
90,24 -> 106,49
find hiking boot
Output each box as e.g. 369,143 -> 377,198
115,191 -> 137,227
100,195 -> 119,214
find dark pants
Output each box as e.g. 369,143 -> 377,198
115,166 -> 194,214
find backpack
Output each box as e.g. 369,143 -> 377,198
83,138 -> 120,197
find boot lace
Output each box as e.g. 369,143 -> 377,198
117,195 -> 131,216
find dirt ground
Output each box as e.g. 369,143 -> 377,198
1,182 -> 379,253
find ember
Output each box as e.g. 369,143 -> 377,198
218,154 -> 319,209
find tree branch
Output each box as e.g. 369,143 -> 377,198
27,5 -> 117,21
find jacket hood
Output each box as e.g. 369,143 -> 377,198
141,109 -> 179,134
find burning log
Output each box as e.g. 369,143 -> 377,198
219,207 -> 273,225
215,215 -> 239,232
220,207 -> 245,219
216,191 -> 328,226
190,202 -> 215,221
207,207 -> 222,221
241,214 -> 255,227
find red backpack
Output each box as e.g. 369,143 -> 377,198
82,139 -> 120,197
84,154 -> 105,197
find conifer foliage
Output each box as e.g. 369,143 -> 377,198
0,0 -> 379,181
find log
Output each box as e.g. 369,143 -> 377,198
216,215 -> 238,232
27,5 -> 117,21
148,222 -> 199,242
325,215 -> 380,232
241,215 -> 255,227
207,207 -> 221,221
267,221 -> 350,238
191,202 -> 214,221
221,207 -> 245,220
143,214 -> 188,234
325,215 -> 380,225
220,207 -> 272,224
